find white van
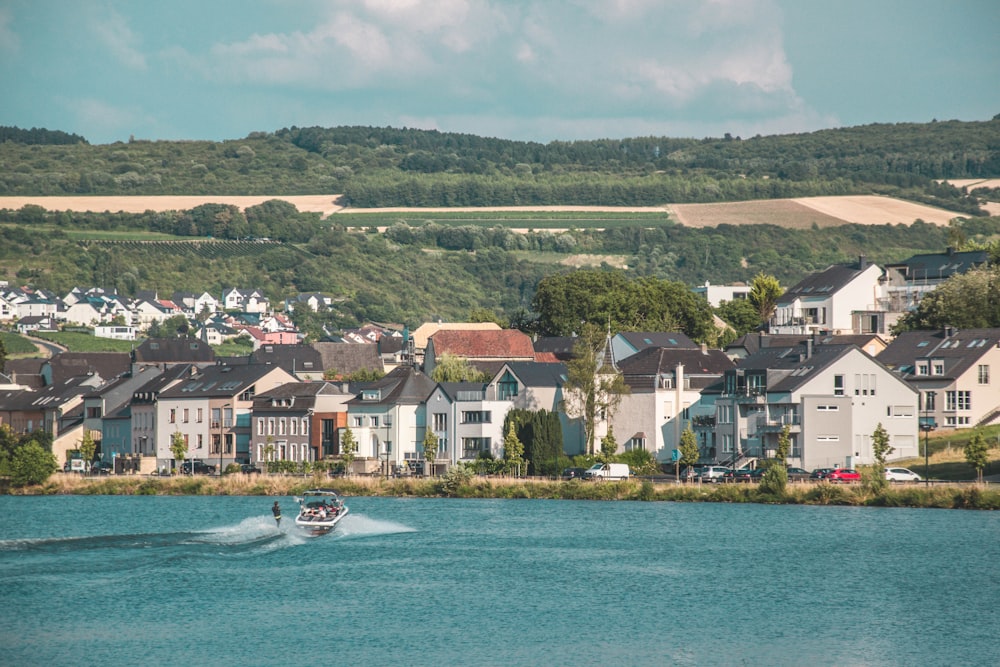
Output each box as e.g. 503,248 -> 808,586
582,463 -> 630,480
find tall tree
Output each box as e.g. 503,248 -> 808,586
79,430 -> 97,468
169,431 -> 186,473
341,427 -> 358,475
678,425 -> 700,473
422,428 -> 439,477
599,427 -> 618,461
749,272 -> 783,329
561,326 -> 629,456
503,423 -> 525,477
964,431 -> 989,483
431,353 -> 489,383
868,422 -> 893,493
760,425 -> 790,495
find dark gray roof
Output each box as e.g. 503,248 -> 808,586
131,364 -> 197,403
777,256 -> 875,305
734,343 -> 859,393
44,352 -> 130,385
435,382 -> 488,401
159,364 -> 288,399
253,381 -> 347,411
3,358 -> 45,389
346,366 -> 435,407
251,344 -> 324,376
878,327 -> 1000,381
133,337 -> 215,364
494,361 -> 567,387
727,332 -> 884,357
0,375 -> 100,411
617,331 -> 696,351
885,248 -> 988,282
619,347 -> 734,390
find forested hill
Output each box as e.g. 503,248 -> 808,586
1,118 -> 997,212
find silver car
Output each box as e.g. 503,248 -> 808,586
885,467 -> 922,482
696,465 -> 731,483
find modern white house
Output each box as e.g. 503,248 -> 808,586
770,256 -> 883,335
714,341 -> 919,471
425,382 -> 509,468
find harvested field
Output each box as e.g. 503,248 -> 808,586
942,179 -> 1000,191
0,194 -> 969,228
670,196 -> 964,228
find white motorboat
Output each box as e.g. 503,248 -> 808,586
293,489 -> 349,536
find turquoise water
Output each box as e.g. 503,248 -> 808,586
1,496 -> 998,667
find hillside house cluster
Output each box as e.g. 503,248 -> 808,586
0,247 -> 994,474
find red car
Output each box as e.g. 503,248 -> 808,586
825,468 -> 860,483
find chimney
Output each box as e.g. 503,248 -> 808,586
700,342 -> 708,354
806,339 -> 813,359
858,254 -> 867,270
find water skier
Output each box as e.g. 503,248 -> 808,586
272,501 -> 282,527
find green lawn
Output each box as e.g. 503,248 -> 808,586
33,331 -> 137,353
0,331 -> 40,356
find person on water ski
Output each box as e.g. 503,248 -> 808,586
272,501 -> 282,526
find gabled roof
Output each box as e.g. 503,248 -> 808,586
885,248 -> 988,282
44,352 -> 130,385
777,256 -> 879,305
158,363 -> 292,399
492,361 -> 567,388
619,347 -> 735,390
434,381 -> 488,402
616,331 -> 697,351
253,381 -> 348,410
727,332 -> 886,357
346,366 -> 435,407
133,337 -> 215,364
0,374 -> 102,411
251,343 -> 323,376
878,327 -> 1000,380
429,329 -> 535,360
410,322 -> 501,350
734,343 -> 864,394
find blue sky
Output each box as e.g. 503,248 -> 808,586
1,0 -> 998,145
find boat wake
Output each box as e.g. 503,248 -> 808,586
0,514 -> 414,556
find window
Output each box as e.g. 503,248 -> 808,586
916,363 -> 928,376
888,405 -> 914,417
291,418 -> 298,436
932,361 -> 944,375
462,437 -> 491,458
722,434 -> 734,453
626,436 -> 646,452
197,434 -> 203,449
301,418 -> 309,436
817,435 -> 840,442
182,408 -> 189,423
717,405 -> 733,424
257,418 -> 264,436
197,408 -> 203,423
945,416 -> 971,427
371,416 -> 379,428
353,416 -> 363,428
817,405 -> 839,412
498,371 -> 519,400
925,392 -> 936,411
462,411 -> 491,424
433,413 -> 447,431
946,391 -> 971,411
278,418 -> 286,435
169,408 -> 176,423
834,375 -> 844,396
268,418 -> 275,436
979,364 -> 990,385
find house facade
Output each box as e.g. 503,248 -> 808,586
714,342 -> 918,471
770,257 -> 883,335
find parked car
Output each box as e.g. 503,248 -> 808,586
239,464 -> 262,474
810,468 -> 835,480
885,467 -> 922,482
180,460 -> 217,475
695,466 -> 731,483
561,467 -> 586,480
825,468 -> 861,483
749,466 -> 812,482
91,461 -> 113,475
722,468 -> 754,483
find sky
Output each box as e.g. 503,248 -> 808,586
1,0 -> 998,146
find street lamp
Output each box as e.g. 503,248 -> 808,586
921,391 -> 936,487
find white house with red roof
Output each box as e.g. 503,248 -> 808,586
423,329 -> 536,377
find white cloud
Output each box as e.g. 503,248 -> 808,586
0,8 -> 19,53
68,97 -> 153,141
91,8 -> 146,70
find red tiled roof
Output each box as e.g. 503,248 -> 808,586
534,351 -> 560,363
430,329 -> 536,360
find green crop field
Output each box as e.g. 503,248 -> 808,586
1,331 -> 40,357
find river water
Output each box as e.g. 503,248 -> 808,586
1,496 -> 997,667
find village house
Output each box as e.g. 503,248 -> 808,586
250,381 -> 351,466
770,256 -> 883,336
878,327 -> 1000,430
713,340 -> 918,471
